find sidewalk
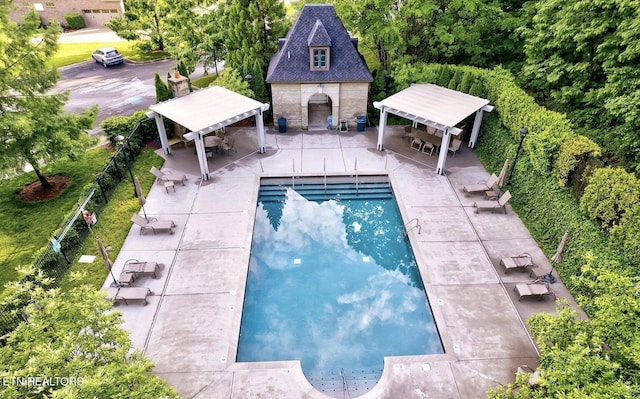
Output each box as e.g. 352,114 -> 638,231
58,27 -> 124,43
104,126 -> 585,398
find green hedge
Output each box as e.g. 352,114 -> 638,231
63,13 -> 84,29
387,61 -> 640,395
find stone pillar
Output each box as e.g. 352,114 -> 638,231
167,74 -> 190,140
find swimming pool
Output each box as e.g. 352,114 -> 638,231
237,176 -> 443,396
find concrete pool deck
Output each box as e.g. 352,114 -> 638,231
102,125 -> 584,398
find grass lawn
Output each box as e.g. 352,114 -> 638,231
58,149 -> 163,291
50,42 -> 169,69
0,147 -> 112,292
0,148 -> 163,298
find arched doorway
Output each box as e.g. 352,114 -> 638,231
307,93 -> 332,131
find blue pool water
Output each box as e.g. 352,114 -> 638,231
237,180 -> 443,394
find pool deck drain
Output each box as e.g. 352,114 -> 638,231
104,126 -> 586,398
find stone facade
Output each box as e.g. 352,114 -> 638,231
271,82 -> 368,130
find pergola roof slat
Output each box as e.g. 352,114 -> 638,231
149,86 -> 266,134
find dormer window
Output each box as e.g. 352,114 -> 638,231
311,47 -> 329,70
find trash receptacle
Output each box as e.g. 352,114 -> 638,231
356,116 -> 366,132
277,117 -> 287,133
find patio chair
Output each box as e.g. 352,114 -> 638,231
123,259 -> 161,279
149,166 -> 186,185
473,191 -> 511,213
463,174 -> 498,194
421,139 -> 435,155
448,139 -> 462,157
104,286 -> 152,305
131,214 -> 176,235
514,281 -> 556,301
221,136 -> 236,154
500,254 -> 536,273
410,137 -> 423,151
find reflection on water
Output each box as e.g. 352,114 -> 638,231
237,188 -> 443,375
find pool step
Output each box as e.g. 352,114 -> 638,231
305,368 -> 382,398
259,182 -> 393,202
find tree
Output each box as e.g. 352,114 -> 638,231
106,0 -> 171,51
212,67 -> 254,98
154,73 -> 173,103
519,0 -> 640,170
0,267 -> 179,398
0,5 -> 96,190
333,0 -> 506,71
219,0 -> 288,77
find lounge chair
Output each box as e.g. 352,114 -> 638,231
514,281 -> 556,301
123,259 -> 161,278
463,174 -> 499,194
500,254 -> 536,273
105,287 -> 152,305
150,166 -> 186,185
473,191 -> 511,213
131,214 -> 176,235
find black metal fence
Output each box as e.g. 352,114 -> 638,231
0,122 -> 151,341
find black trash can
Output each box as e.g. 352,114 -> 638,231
277,117 -> 287,133
356,116 -> 367,132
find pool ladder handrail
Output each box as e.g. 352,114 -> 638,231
354,157 -> 358,192
404,218 -> 422,235
341,368 -> 351,398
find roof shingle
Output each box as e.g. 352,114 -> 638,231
266,5 -> 373,83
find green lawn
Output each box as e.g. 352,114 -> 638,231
0,148 -> 163,297
58,149 -> 163,291
50,41 -> 169,69
0,147 -> 112,290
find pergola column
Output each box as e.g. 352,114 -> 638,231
436,129 -> 453,175
149,111 -> 170,154
468,105 -> 494,149
376,107 -> 388,151
192,133 -> 210,180
256,109 -> 266,154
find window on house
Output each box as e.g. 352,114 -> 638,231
45,2 -> 55,7
310,47 -> 330,71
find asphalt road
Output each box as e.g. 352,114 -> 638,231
53,59 -> 178,134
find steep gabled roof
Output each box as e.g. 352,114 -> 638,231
266,4 -> 372,83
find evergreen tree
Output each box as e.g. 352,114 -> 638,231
0,5 -> 96,189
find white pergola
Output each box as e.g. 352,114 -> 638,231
147,85 -> 270,180
374,84 -> 494,175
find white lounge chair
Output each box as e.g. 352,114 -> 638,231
131,214 -> 176,235
500,254 -> 536,273
463,174 -> 499,194
105,287 -> 152,305
473,191 -> 511,213
150,166 -> 186,185
514,281 -> 556,301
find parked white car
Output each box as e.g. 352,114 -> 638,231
91,47 -> 124,67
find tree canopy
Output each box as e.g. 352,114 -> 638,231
0,268 -> 179,398
0,4 -> 96,189
106,0 -> 171,51
519,0 -> 640,171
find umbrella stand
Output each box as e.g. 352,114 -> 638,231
544,267 -> 557,284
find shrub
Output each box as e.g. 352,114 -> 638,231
610,204 -> 640,260
580,167 -> 640,229
555,135 -> 602,194
64,13 -> 84,29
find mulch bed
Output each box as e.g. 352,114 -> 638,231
18,175 -> 71,202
